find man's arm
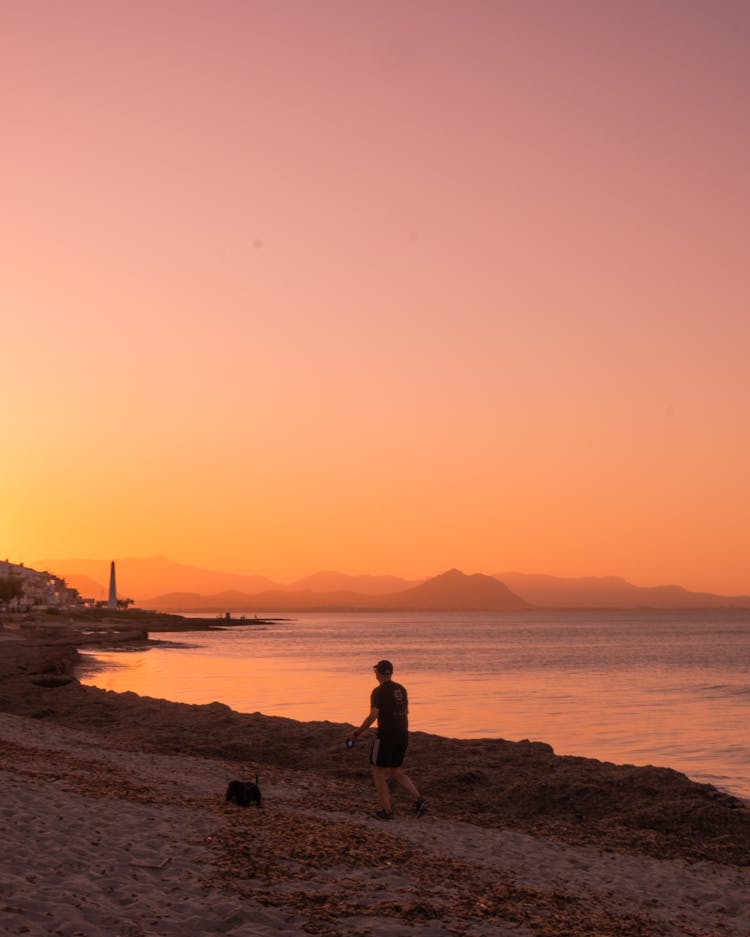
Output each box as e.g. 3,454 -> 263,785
352,707 -> 378,738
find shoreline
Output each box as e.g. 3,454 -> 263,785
2,617 -> 750,935
8,610 -> 750,817
73,608 -> 750,804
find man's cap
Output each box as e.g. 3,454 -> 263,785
374,659 -> 393,675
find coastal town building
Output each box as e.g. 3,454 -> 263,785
0,560 -> 82,611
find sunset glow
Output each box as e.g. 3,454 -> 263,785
3,1 -> 749,593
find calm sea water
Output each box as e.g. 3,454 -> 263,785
78,610 -> 750,799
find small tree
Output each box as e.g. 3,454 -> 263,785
0,576 -> 24,608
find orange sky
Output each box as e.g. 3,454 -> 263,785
3,1 -> 749,594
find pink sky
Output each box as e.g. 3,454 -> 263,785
2,1 -> 749,593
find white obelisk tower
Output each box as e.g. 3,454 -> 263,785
107,561 -> 118,609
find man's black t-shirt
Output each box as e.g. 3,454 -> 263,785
371,680 -> 408,739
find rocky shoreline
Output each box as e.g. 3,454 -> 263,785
2,616 -> 749,936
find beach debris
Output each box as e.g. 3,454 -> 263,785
128,856 -> 172,870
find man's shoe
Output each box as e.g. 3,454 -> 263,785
415,796 -> 427,817
374,809 -> 393,821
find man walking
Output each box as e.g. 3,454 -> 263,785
349,659 -> 427,820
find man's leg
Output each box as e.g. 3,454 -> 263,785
389,767 -> 420,800
372,766 -> 392,812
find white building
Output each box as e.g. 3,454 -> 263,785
0,560 -> 82,610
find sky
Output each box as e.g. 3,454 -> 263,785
2,0 -> 749,594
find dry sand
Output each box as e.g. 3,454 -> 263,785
1,621 -> 749,936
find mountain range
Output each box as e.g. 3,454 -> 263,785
494,572 -> 750,610
37,556 -> 750,611
142,570 -> 530,613
36,556 -> 416,603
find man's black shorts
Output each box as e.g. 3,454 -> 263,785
370,735 -> 408,768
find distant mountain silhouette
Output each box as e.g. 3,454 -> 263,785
496,572 -> 750,609
145,588 -> 385,612
375,569 -> 529,611
38,556 -> 418,604
36,556 -> 278,604
38,555 -> 750,610
145,569 -> 529,612
62,573 -> 107,600
283,571 -> 420,595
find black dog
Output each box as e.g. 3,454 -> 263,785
225,777 -> 262,808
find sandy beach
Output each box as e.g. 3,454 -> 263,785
1,618 -> 749,936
